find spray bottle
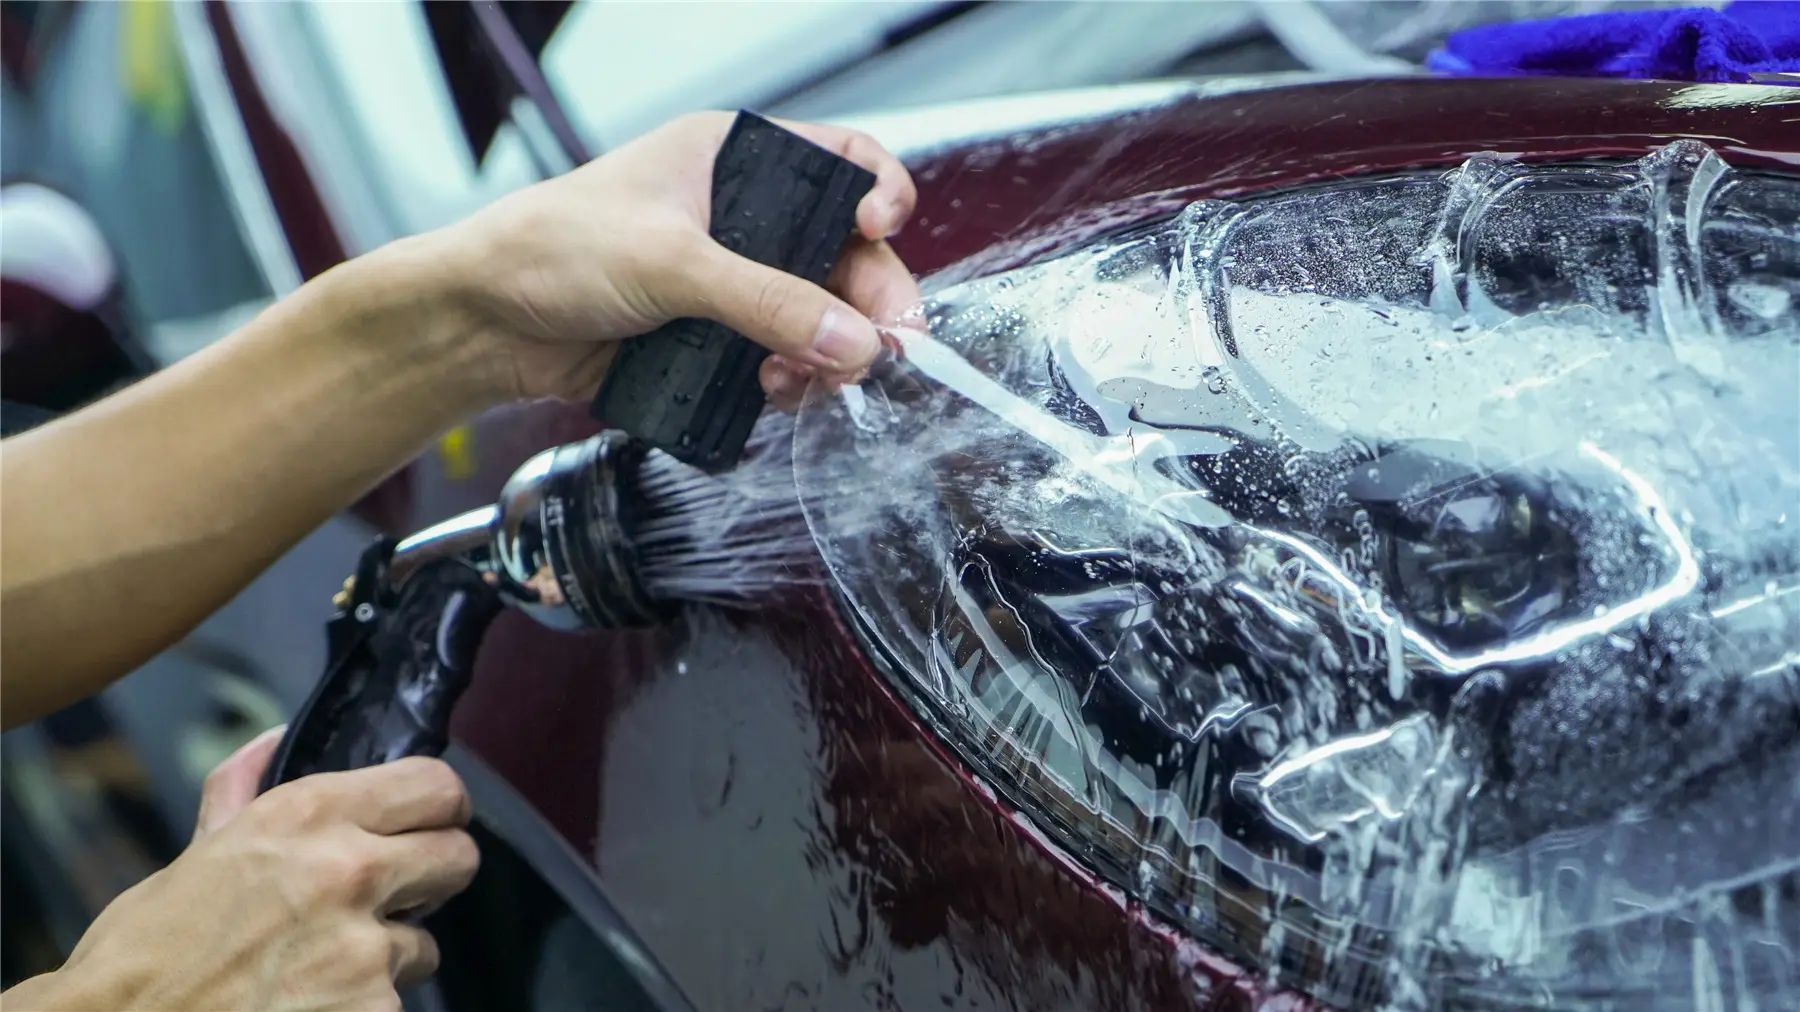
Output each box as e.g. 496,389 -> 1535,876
263,112 -> 872,789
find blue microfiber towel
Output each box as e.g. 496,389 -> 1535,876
1429,2 -> 1800,83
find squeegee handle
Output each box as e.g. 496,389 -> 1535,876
590,111 -> 875,472
261,538 -> 502,791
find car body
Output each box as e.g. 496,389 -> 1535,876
393,77 -> 1796,1010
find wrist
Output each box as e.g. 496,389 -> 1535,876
332,230 -> 519,412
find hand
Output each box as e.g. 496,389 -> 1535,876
445,111 -> 923,406
3,729 -> 480,1011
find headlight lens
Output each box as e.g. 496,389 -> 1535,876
796,142 -> 1799,1009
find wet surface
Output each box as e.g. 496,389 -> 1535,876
428,79 -> 1799,1010
797,140 -> 1797,1007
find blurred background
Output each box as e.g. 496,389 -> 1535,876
0,0 -> 1661,988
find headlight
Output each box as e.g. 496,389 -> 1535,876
796,142 -> 1799,1009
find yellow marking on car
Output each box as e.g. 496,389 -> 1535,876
437,424 -> 477,480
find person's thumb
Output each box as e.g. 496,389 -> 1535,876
193,724 -> 285,839
680,243 -> 881,374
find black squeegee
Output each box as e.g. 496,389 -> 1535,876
590,111 -> 876,472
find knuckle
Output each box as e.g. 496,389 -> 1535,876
443,830 -> 482,883
345,922 -> 390,961
841,129 -> 878,159
752,274 -> 794,332
290,790 -> 330,828
421,760 -> 472,823
384,755 -> 431,778
389,756 -> 467,814
256,780 -> 327,829
317,846 -> 383,903
395,755 -> 455,790
842,129 -> 895,178
344,926 -> 395,982
406,930 -> 441,977
345,859 -> 384,903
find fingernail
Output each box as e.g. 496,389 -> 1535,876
811,309 -> 877,370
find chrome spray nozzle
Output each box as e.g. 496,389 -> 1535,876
388,430 -> 670,631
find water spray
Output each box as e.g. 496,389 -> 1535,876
264,112 -> 868,789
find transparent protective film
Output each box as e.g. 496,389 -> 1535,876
794,142 -> 1800,1009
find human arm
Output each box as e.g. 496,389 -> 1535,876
0,112 -> 920,727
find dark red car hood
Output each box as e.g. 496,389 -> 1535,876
431,78 -> 1798,1010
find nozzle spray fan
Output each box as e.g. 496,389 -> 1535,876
263,112 -> 872,789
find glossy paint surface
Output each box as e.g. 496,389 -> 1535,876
432,79 -> 1799,1010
